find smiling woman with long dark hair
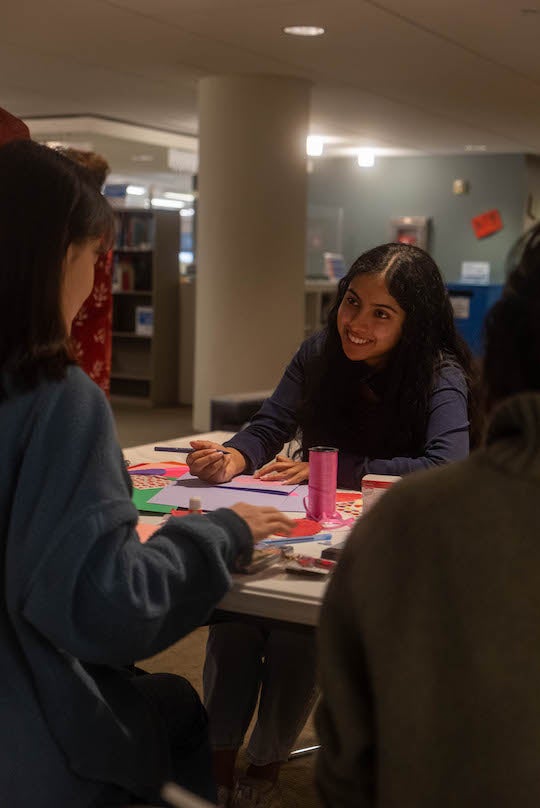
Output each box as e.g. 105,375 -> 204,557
189,242 -> 479,490
186,242 -> 479,808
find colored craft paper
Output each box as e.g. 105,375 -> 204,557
129,461 -> 188,469
129,467 -> 168,476
132,486 -> 174,514
336,491 -> 362,502
128,462 -> 188,479
136,523 -> 158,543
274,518 -> 323,537
148,479 -> 308,512
336,499 -> 362,519
130,474 -> 171,490
178,471 -> 299,494
471,209 -> 503,239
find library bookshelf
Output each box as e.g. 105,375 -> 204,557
111,208 -> 179,404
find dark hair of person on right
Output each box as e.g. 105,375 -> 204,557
482,222 -> 540,413
0,139 -> 114,395
299,242 -> 481,457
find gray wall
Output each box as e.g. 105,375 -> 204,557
308,154 -> 527,283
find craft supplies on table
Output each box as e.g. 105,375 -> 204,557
361,474 -> 401,513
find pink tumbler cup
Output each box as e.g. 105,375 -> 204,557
303,446 -> 339,522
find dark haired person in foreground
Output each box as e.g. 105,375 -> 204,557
186,243 -> 478,807
0,138 -> 293,807
316,223 -> 540,807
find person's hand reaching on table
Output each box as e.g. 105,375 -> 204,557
186,440 -> 246,484
254,455 -> 309,484
230,503 -> 295,541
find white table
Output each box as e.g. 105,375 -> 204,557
125,432 -> 352,627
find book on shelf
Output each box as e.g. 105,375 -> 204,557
112,254 -> 152,292
114,213 -> 155,249
135,306 -> 154,336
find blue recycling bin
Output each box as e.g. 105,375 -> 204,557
446,283 -> 503,356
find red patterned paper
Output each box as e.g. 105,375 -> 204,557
130,474 -> 170,490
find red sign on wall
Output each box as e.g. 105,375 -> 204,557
471,209 -> 503,239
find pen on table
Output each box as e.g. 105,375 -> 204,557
154,446 -> 231,455
258,533 -> 332,547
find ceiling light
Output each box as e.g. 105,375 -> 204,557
283,25 -> 325,36
306,135 -> 324,157
357,149 -> 375,168
126,185 -> 146,196
464,144 -> 486,152
180,208 -> 195,217
151,198 -> 185,210
164,192 -> 195,201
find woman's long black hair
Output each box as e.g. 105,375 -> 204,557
298,243 -> 479,459
0,140 -> 114,395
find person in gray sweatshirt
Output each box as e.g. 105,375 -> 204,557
316,222 -> 540,807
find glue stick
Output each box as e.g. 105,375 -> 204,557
188,496 -> 203,514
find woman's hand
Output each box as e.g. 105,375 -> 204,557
230,503 -> 295,540
186,440 -> 246,484
254,455 -> 309,485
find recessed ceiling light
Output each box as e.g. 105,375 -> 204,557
357,149 -> 375,168
283,25 -> 325,36
306,135 -> 324,156
464,144 -> 487,151
151,198 -> 185,210
164,191 -> 195,201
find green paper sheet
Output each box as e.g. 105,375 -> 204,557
132,486 -> 174,514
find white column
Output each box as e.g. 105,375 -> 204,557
193,75 -> 311,430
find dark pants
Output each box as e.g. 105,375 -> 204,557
100,672 -> 216,806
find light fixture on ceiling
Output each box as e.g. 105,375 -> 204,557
126,185 -> 146,196
283,25 -> 325,36
357,149 -> 375,168
164,191 -> 195,202
464,144 -> 486,152
180,208 -> 195,217
306,135 -> 324,157
151,197 -> 185,210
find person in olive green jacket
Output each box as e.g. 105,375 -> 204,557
316,223 -> 540,808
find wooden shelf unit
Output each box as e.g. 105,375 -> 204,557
111,208 -> 179,404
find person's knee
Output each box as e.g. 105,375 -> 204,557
268,628 -> 316,658
139,673 -> 207,739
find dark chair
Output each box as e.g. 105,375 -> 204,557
210,390 -> 272,432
